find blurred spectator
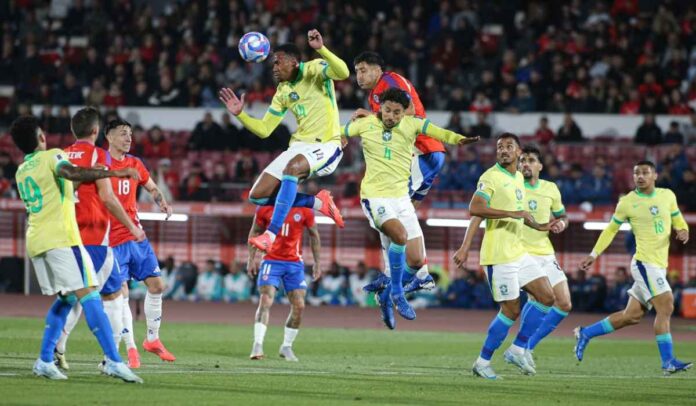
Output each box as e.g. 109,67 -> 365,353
127,81 -> 151,106
194,260 -> 222,302
53,107 -> 72,134
663,121 -> 684,144
103,83 -> 125,108
444,268 -> 473,308
510,83 -> 536,113
669,271 -> 684,316
142,126 -> 171,158
0,151 -> 17,180
53,73 -> 83,106
584,163 -> 613,204
469,91 -> 493,114
446,112 -> 465,134
209,162 -> 233,202
179,162 -> 210,201
85,79 -> 107,106
468,111 -> 492,139
188,112 -> 226,151
316,261 -> 347,305
347,261 -> 372,307
570,269 -> 590,312
586,273 -> 607,313
235,155 -> 259,183
222,261 -> 251,303
164,261 -> 198,300
677,169 -> 696,212
534,116 -> 554,144
634,114 -> 663,145
148,76 -> 182,107
605,267 -> 632,312
556,113 -> 584,143
220,113 -> 240,150
683,112 -> 696,145
158,158 -> 180,200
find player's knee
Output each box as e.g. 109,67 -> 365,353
557,299 -> 572,313
260,294 -> 274,308
391,232 -> 408,246
292,300 -> 305,314
537,291 -> 555,308
407,256 -> 425,269
655,301 -> 674,316
282,161 -> 305,177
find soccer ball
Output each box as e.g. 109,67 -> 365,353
239,32 -> 270,63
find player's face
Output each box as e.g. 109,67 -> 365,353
354,62 -> 381,90
519,153 -> 542,179
633,164 -> 657,189
496,138 -> 520,166
380,101 -> 405,128
107,125 -> 132,154
272,52 -> 299,82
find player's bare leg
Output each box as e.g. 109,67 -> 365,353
403,236 -> 434,293
141,276 -> 175,362
251,285 -> 276,360
280,289 -> 306,362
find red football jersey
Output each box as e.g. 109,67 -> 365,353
368,71 -> 445,154
108,154 -> 150,247
256,206 -> 314,262
64,141 -> 111,246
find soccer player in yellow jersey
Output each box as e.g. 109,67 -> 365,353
453,134 -> 558,379
343,88 -> 478,325
9,116 -> 142,383
575,160 -> 691,375
219,29 -> 348,252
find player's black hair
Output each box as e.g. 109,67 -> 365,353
379,88 -> 410,109
71,106 -> 100,139
104,118 -> 132,135
274,44 -> 301,61
635,160 -> 656,170
353,51 -> 385,69
496,132 -> 521,148
9,115 -> 41,154
522,145 -> 542,162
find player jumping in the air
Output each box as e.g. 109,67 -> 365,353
247,206 -> 321,361
575,160 -> 691,375
454,134 -> 558,379
352,51 -> 442,301
9,116 -> 142,383
454,145 -> 570,372
105,119 -> 175,367
344,88 -> 478,327
219,29 -> 348,253
54,107 -> 145,370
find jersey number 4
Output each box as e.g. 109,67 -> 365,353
117,180 -> 131,195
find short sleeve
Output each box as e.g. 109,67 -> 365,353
136,158 -> 151,186
612,198 -> 628,224
268,88 -> 287,117
51,149 -> 72,175
304,208 -> 316,228
475,172 -> 495,203
550,184 -> 566,217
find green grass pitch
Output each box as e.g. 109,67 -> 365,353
0,317 -> 694,405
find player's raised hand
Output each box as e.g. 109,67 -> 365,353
351,108 -> 372,121
219,87 -> 245,116
675,229 -> 689,244
114,168 -> 140,181
312,262 -> 322,281
307,29 -> 323,50
452,246 -> 469,270
579,255 -> 595,271
458,136 -> 480,145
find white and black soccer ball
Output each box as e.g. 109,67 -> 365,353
238,32 -> 270,63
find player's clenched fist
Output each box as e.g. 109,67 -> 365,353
308,29 -> 323,49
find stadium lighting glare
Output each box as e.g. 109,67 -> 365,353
139,212 -> 189,222
315,216 -> 336,225
425,218 -> 485,228
583,221 -> 631,231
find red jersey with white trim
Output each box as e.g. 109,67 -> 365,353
64,141 -> 111,246
108,154 -> 150,247
368,71 -> 445,154
256,206 -> 314,262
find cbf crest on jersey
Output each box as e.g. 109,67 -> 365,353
515,188 -> 523,201
528,199 -> 538,210
382,130 -> 392,142
650,205 -> 659,216
289,92 -> 300,101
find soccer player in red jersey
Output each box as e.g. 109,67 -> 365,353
352,51 -> 440,299
54,107 -> 145,370
105,119 -> 175,367
247,206 -> 321,362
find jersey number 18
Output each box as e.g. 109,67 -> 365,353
117,180 -> 131,195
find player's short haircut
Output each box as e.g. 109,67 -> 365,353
635,160 -> 656,170
522,145 -> 542,162
497,132 -> 521,148
274,44 -> 301,61
104,118 -> 132,135
379,88 -> 410,109
71,106 -> 101,139
9,116 -> 41,154
353,51 -> 385,69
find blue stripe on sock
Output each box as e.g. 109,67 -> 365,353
389,243 -> 406,254
79,290 -> 100,304
600,317 -> 615,333
530,300 -> 551,314
551,306 -> 569,317
496,312 -> 514,327
249,197 -> 270,205
282,175 -> 299,182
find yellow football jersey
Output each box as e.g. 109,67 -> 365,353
15,149 -> 82,257
344,115 -> 463,198
476,163 -> 526,265
611,188 -> 686,268
521,179 -> 565,256
267,59 -> 342,144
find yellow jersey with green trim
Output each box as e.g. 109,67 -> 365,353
344,115 -> 464,198
611,188 -> 684,268
521,179 -> 565,256
268,59 -> 341,144
15,149 -> 82,257
476,163 -> 526,265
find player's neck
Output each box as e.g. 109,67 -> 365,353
497,161 -> 517,175
75,137 -> 95,145
525,177 -> 539,187
636,185 -> 656,196
110,149 -> 126,160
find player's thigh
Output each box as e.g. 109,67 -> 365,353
112,242 -> 133,284
131,240 -> 163,283
361,197 -> 398,231
249,172 -> 281,200
628,259 -> 671,311
650,290 -> 675,314
623,296 -> 648,320
483,262 -> 521,303
257,260 -> 284,292
300,142 -> 343,179
519,255 -> 554,304
552,280 -> 572,311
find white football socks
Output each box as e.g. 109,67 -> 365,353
415,264 -> 429,279
313,198 -> 323,210
254,322 -> 267,345
56,303 -> 82,354
282,327 -> 299,348
476,356 -> 491,366
102,297 -> 123,348
121,295 -> 137,350
145,292 -> 162,342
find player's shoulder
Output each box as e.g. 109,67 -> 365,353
617,191 -> 637,205
655,187 -> 676,200
539,179 -> 561,194
125,154 -> 145,166
304,59 -> 327,77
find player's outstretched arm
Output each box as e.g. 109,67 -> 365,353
420,119 -> 480,146
453,216 -> 483,270
246,218 -> 264,278
580,220 -> 622,271
308,29 -> 349,80
143,177 -> 172,220
96,178 -> 145,242
59,164 -> 139,182
308,224 -> 322,281
219,88 -> 284,139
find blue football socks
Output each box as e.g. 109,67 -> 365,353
268,175 -> 299,234
656,333 -> 674,365
513,300 -> 550,349
40,295 -> 75,362
81,291 -> 122,363
249,192 -> 315,208
528,306 -> 568,350
480,312 -> 514,361
583,317 -> 615,339
388,243 -> 407,295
